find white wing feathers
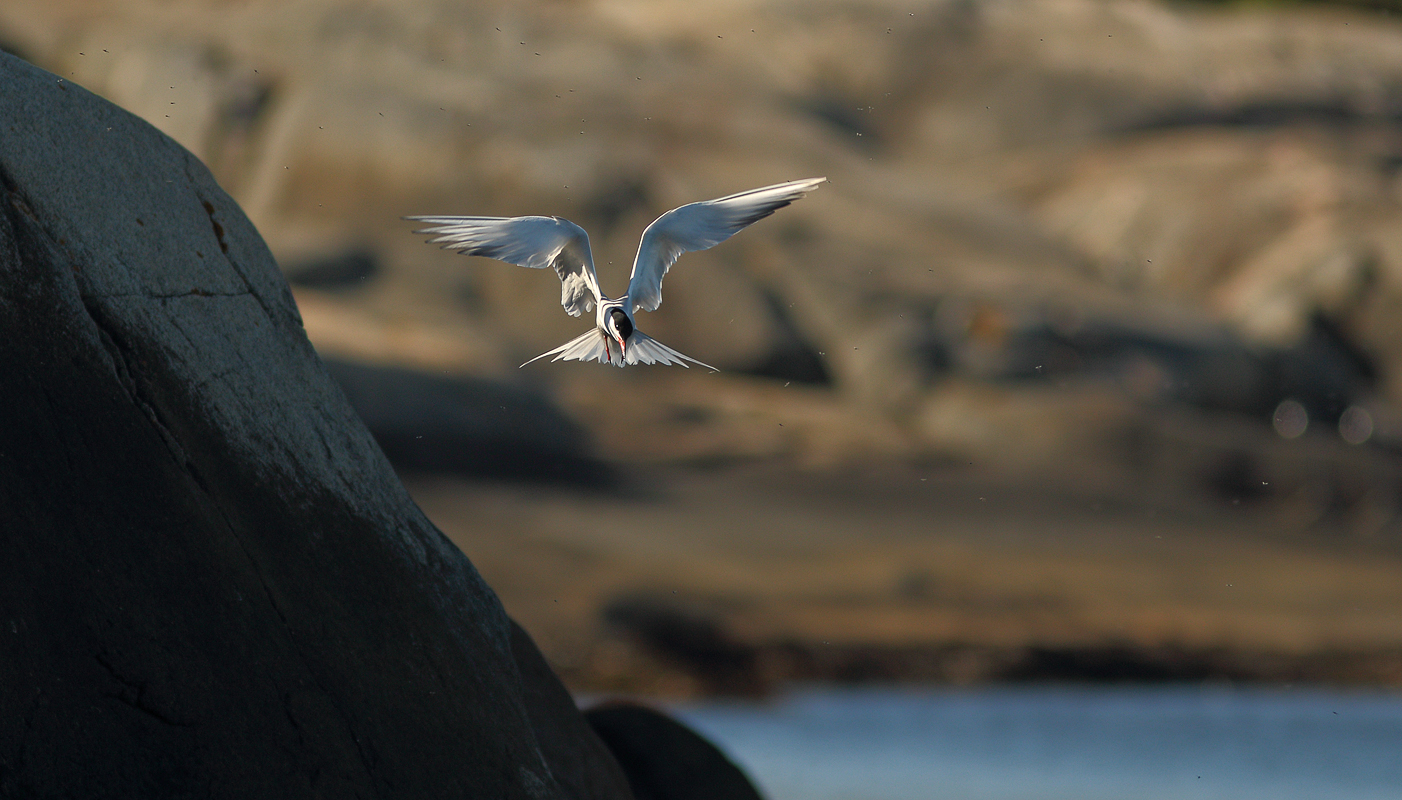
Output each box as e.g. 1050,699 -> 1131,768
626,177 -> 826,313
412,178 -> 823,371
627,331 -> 717,370
407,215 -> 603,316
521,329 -> 718,371
520,329 -> 615,368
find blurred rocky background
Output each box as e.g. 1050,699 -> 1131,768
7,0 -> 1402,694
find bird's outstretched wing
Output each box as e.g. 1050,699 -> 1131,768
626,331 -> 718,371
407,215 -> 602,316
520,329 -> 621,368
625,177 -> 826,313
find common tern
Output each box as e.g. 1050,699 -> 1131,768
407,177 -> 826,370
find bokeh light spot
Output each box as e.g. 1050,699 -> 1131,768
1272,399 -> 1308,439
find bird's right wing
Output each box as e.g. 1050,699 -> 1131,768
520,329 -> 622,368
407,215 -> 602,316
625,177 -> 826,313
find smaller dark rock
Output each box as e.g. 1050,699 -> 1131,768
585,702 -> 765,800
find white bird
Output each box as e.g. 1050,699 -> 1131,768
407,177 -> 826,370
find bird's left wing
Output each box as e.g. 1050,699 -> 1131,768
408,215 -> 602,316
626,331 -> 718,371
625,177 -> 826,313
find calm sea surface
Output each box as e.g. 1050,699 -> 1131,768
668,685 -> 1402,800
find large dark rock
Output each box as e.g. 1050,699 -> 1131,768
0,52 -> 637,798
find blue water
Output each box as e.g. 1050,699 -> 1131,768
669,686 -> 1402,800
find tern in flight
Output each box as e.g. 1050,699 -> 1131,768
407,177 -> 825,370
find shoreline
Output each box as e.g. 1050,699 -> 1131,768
405,462 -> 1402,700
558,636 -> 1402,699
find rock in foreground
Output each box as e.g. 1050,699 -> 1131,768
0,52 -> 660,799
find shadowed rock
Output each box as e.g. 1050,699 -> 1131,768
0,52 -> 638,798
324,357 -> 613,486
586,703 -> 765,800
603,594 -> 764,696
282,246 -> 379,289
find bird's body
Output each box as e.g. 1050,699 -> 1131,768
408,177 -> 826,369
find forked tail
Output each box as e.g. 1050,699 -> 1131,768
521,329 -> 717,371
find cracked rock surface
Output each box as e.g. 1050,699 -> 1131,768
0,51 -> 634,799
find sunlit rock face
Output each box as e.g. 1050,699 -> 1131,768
7,0 -> 1400,477
0,51 -> 641,799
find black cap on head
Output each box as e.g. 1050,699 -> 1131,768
608,308 -> 634,341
